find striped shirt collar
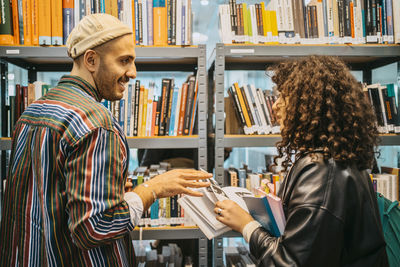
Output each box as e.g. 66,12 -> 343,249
58,75 -> 102,102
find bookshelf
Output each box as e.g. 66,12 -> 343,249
208,43 -> 400,267
0,45 -> 209,266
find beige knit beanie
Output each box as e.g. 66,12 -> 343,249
66,13 -> 133,59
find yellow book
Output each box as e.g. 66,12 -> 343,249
104,0 -> 111,15
141,88 -> 148,136
31,0 -> 39,45
137,85 -> 144,136
233,82 -> 252,128
22,0 -> 32,45
269,10 -> 279,44
51,0 -> 63,45
38,0 -> 51,45
242,3 -> 249,43
110,0 -> 118,18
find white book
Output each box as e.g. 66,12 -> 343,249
249,5 -> 259,44
327,0 -> 334,37
219,5 -> 233,44
374,174 -> 391,201
393,0 -> 400,43
142,0 -> 148,45
354,0 -> 364,43
243,84 -> 260,134
176,0 -> 182,45
284,0 -> 294,32
250,84 -> 268,134
275,0 -> 286,32
173,84 -> 183,136
178,179 -> 254,239
33,81 -> 44,100
74,0 -> 80,26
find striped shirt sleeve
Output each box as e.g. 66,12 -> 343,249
64,127 -> 134,249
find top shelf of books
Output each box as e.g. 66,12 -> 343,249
210,44 -> 400,70
0,46 -> 202,71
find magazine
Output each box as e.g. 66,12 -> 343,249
177,178 -> 286,239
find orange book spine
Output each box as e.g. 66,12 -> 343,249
151,101 -> 157,136
51,0 -> 63,45
38,0 -> 51,45
350,1 -> 354,39
11,0 -> 19,44
153,3 -> 167,46
177,83 -> 188,136
22,0 -> 32,45
188,80 -> 198,135
31,0 -> 39,45
131,0 -> 136,44
233,82 -> 252,128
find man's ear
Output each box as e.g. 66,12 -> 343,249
83,49 -> 100,73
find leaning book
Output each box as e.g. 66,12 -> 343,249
178,179 -> 286,239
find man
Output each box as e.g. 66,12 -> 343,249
0,14 -> 211,266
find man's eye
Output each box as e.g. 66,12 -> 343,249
121,58 -> 129,64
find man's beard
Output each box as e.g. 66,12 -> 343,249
94,65 -> 121,101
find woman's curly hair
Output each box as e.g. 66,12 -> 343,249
270,55 -> 379,172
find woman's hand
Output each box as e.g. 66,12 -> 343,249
214,200 -> 254,233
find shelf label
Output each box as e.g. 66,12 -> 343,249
6,49 -> 20,55
230,49 -> 255,54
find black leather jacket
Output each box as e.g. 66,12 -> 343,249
250,152 -> 388,266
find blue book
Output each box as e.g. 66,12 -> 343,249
126,84 -> 133,136
150,199 -> 159,225
168,87 -> 179,136
243,195 -> 283,237
119,99 -> 125,130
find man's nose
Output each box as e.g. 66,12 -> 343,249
126,64 -> 137,79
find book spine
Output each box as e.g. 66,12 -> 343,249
183,76 -> 195,135
62,0 -> 74,45
133,80 -> 140,136
51,0 -> 63,45
0,0 -> 14,45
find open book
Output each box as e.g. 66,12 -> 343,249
177,179 -> 286,239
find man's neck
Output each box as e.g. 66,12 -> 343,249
70,65 -> 97,90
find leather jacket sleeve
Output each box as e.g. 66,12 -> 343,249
249,204 -> 344,266
249,155 -> 388,267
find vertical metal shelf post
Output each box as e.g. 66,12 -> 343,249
214,43 -> 226,186
213,43 -> 226,267
197,44 -> 208,267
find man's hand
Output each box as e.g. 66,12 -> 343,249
214,200 -> 254,233
145,169 -> 212,198
132,169 -> 212,211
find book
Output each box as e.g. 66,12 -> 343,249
178,178 -> 286,239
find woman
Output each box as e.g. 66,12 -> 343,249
215,56 -> 388,266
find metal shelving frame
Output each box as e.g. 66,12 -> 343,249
0,45 -> 209,266
208,43 -> 400,267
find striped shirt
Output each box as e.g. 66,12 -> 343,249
0,76 -> 137,266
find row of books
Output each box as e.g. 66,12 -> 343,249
0,74 -> 199,138
364,83 -> 400,134
131,163 -> 195,228
219,0 -> 400,45
105,74 -> 198,137
0,0 -> 193,46
226,82 -> 280,135
1,81 -> 51,138
225,165 -> 283,196
373,166 -> 400,201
